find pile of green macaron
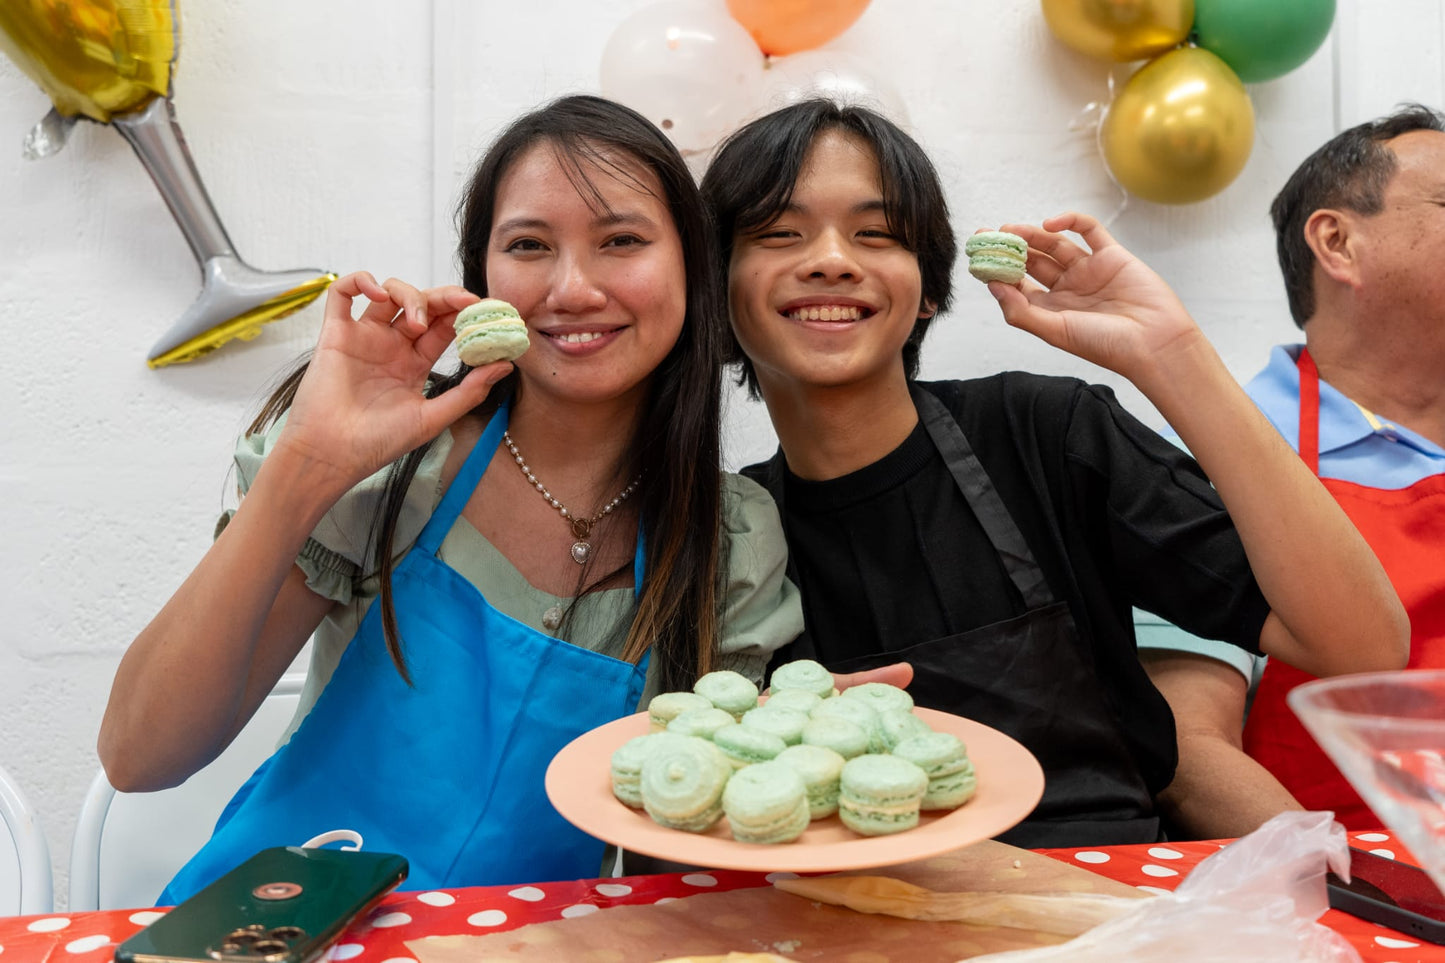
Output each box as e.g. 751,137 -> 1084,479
609,661 -> 977,845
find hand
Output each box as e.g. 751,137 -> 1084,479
832,662 -> 914,693
276,272 -> 512,492
986,213 -> 1203,385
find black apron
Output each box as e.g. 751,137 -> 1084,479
761,385 -> 1160,847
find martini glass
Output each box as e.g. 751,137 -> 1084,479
1289,670 -> 1445,892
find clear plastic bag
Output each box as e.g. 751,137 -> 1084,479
966,810 -> 1362,962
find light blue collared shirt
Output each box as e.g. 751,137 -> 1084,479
1135,343 -> 1445,677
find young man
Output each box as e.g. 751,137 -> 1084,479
701,100 -> 1407,847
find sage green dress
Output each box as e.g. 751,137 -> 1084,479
226,419 -> 804,743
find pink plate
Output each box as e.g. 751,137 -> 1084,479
544,707 -> 1044,873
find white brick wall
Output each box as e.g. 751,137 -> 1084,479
1,0 -> 1440,909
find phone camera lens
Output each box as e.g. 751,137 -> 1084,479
252,939 -> 288,959
268,926 -> 305,941
225,930 -> 260,944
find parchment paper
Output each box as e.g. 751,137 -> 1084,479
408,840 -> 1146,963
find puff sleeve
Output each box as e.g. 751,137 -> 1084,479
220,415 -> 455,604
713,473 -> 804,683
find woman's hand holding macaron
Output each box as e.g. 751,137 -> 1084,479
272,272 -> 514,501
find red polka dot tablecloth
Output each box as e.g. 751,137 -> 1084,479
0,869 -> 777,962
1035,829 -> 1445,963
1,831 -> 1439,962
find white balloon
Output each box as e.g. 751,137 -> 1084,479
599,0 -> 766,154
762,49 -> 910,128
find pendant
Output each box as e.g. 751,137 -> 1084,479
570,517 -> 592,564
542,605 -> 564,630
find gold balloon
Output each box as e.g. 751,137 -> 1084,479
147,275 -> 337,369
0,0 -> 175,122
1101,47 -> 1255,205
1,1 -> 335,366
1041,0 -> 1194,62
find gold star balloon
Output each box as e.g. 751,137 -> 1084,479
0,0 -> 334,368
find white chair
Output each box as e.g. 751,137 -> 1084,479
0,763 -> 54,916
69,674 -> 304,910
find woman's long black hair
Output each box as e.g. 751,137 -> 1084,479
250,95 -> 728,692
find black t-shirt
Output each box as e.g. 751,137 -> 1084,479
744,375 -> 1270,796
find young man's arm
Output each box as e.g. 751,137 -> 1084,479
989,212 -> 1408,677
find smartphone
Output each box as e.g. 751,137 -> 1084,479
114,847 -> 409,963
1327,846 -> 1445,945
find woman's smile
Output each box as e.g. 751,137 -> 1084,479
536,324 -> 628,351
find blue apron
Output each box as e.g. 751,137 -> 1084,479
161,403 -> 649,903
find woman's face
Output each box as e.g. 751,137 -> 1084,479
486,143 -> 687,409
727,129 -> 926,397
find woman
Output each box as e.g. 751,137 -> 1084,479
701,100 -> 1407,846
98,95 -> 801,900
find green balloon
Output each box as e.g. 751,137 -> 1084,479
1193,0 -> 1335,83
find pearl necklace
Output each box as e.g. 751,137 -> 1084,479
503,430 -> 640,565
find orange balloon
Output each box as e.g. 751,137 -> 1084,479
726,0 -> 872,57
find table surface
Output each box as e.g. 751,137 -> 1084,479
1,828 -> 1438,962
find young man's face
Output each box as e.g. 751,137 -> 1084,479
727,129 -> 927,399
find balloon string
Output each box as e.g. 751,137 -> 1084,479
1069,68 -> 1129,227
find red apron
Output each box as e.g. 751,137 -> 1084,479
1242,348 -> 1445,829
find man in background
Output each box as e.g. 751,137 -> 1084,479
1139,103 -> 1445,837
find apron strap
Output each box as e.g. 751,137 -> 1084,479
415,399 -> 511,556
912,386 -> 1054,609
755,386 -> 1054,610
1297,348 -> 1322,476
632,533 -> 646,595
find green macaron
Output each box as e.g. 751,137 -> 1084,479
741,705 -> 809,746
811,697 -> 884,754
762,688 -> 823,715
722,760 -> 811,844
776,743 -> 846,819
713,722 -> 788,769
639,734 -> 731,833
964,231 -> 1028,285
799,716 -> 870,760
838,754 -> 929,836
768,659 -> 837,699
892,731 -> 978,810
647,691 -> 712,732
666,706 -> 737,740
840,682 -> 914,715
694,669 -> 760,720
610,732 -> 665,808
454,298 -> 530,365
875,707 -> 931,752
